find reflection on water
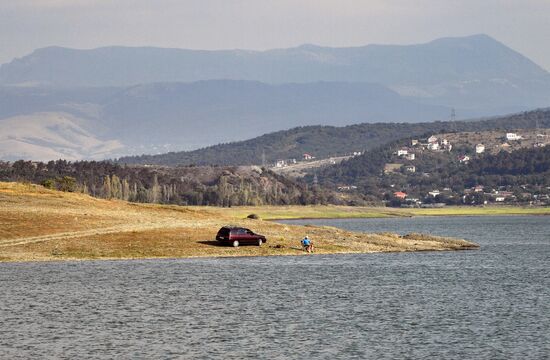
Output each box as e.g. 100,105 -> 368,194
1,216 -> 549,359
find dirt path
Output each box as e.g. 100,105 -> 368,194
0,220 -> 194,248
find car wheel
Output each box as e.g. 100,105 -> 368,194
258,239 -> 263,246
232,240 -> 239,247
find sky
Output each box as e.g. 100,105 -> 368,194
1,0 -> 550,70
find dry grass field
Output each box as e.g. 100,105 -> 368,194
0,182 -> 479,262
203,204 -> 550,220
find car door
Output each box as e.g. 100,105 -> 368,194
244,229 -> 257,243
235,228 -> 247,243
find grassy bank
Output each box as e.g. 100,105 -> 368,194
203,204 -> 550,220
0,182 -> 478,262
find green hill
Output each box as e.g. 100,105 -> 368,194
117,108 -> 550,166
316,128 -> 550,206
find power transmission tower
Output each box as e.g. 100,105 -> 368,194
449,108 -> 457,132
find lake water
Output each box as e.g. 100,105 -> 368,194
1,216 -> 549,359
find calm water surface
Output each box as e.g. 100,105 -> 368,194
1,216 -> 549,359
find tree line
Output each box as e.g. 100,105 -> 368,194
0,160 -> 342,206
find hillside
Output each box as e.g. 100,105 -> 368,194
118,108 -> 550,166
317,128 -> 550,206
0,112 -> 123,161
0,160 -> 346,206
2,34 -> 550,161
0,182 -> 478,262
0,81 -> 449,161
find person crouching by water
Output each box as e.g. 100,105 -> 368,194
301,235 -> 313,253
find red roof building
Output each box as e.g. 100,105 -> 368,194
393,191 -> 407,199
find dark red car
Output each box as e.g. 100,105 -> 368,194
216,226 -> 267,247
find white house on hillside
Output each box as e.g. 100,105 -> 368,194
506,133 -> 522,141
475,144 -> 485,154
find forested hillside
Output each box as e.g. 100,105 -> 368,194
317,135 -> 550,206
0,161 -> 342,206
118,108 -> 550,166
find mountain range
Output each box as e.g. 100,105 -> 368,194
1,34 -> 549,161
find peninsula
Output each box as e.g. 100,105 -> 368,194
0,182 -> 478,262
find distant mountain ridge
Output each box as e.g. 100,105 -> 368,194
2,34 -> 549,111
2,34 -> 547,86
1,34 -> 550,161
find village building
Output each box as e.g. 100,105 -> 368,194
501,143 -> 511,151
428,190 -> 440,197
393,191 -> 407,199
303,153 -> 314,160
405,153 -> 416,160
337,185 -> 358,191
506,133 -> 522,141
458,155 -> 470,163
411,139 -> 419,146
428,135 -> 438,143
397,149 -> 408,156
404,165 -> 416,173
475,143 -> 485,154
428,142 -> 440,151
473,185 -> 484,192
491,190 -> 515,202
275,160 -> 287,168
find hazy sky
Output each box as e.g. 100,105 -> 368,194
1,0 -> 550,70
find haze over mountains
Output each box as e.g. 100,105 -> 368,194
1,34 -> 549,161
